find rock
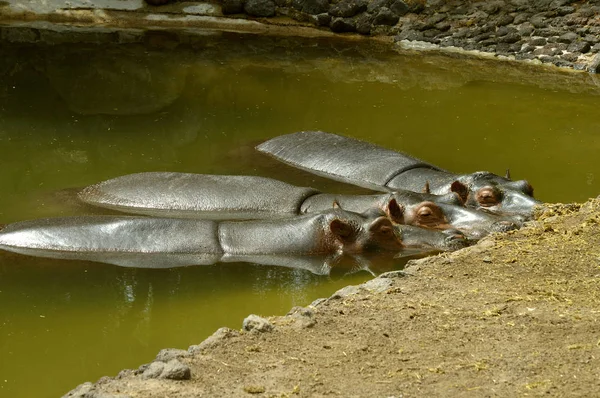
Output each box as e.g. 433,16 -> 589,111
62,382 -> 94,398
242,314 -> 274,333
244,0 -> 276,17
367,0 -> 387,13
155,348 -> 190,363
557,31 -> 578,43
513,13 -> 531,24
329,0 -> 367,18
567,41 -> 590,53
592,43 -> 600,53
529,36 -> 547,45
355,13 -> 374,34
560,52 -> 580,62
530,14 -> 548,28
161,359 -> 192,380
518,23 -> 535,36
315,12 -> 332,26
188,327 -> 240,354
373,8 -> 399,26
589,53 -> 600,73
221,0 -> 244,14
388,0 -> 409,16
496,14 -> 515,26
292,0 -> 329,15
141,362 -> 165,379
500,33 -> 521,43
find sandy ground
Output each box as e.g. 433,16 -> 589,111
65,197 -> 600,397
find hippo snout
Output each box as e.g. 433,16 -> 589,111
442,229 -> 470,250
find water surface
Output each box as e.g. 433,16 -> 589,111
0,33 -> 599,397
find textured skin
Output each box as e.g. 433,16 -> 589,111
0,209 -> 415,270
256,131 -> 441,191
257,131 -> 541,216
78,173 -> 319,219
79,172 -> 511,239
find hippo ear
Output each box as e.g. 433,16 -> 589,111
385,198 -> 404,224
329,219 -> 356,242
332,200 -> 341,209
450,181 -> 469,204
505,180 -> 534,196
505,168 -> 511,180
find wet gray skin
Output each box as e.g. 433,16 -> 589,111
79,172 -> 502,240
0,208 -> 413,272
256,131 -> 541,218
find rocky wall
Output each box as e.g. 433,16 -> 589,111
220,0 -> 600,72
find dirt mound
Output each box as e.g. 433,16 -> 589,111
66,197 -> 600,397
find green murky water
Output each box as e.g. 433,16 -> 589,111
0,33 -> 599,397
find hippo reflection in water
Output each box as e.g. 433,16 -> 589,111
0,131 -> 539,274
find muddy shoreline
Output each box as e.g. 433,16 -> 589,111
65,198 -> 600,397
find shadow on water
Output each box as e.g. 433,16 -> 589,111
0,32 -> 599,397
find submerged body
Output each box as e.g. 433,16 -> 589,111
0,208 -> 451,274
256,131 -> 541,218
79,172 -> 515,240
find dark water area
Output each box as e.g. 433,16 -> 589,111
0,33 -> 599,397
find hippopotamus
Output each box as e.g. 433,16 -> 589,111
77,172 -> 517,240
256,131 -> 541,218
0,207 -> 463,274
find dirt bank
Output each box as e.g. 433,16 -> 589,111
65,197 -> 600,397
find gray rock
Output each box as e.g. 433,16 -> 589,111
188,327 -> 240,354
567,41 -> 590,53
518,23 -> 535,36
242,314 -> 274,333
513,13 -> 531,25
62,382 -> 94,398
529,36 -> 547,45
141,362 -> 165,379
496,14 -> 515,26
315,12 -> 332,26
155,348 -> 190,363
367,0 -> 387,13
389,0 -> 409,16
558,31 -> 578,43
161,359 -> 191,380
500,33 -> 521,43
530,14 -> 548,28
589,53 -> 600,73
221,0 -> 244,14
592,43 -> 600,53
292,0 -> 329,15
355,13 -> 374,34
557,6 -> 575,15
560,52 -> 580,62
329,0 -> 366,18
244,0 -> 276,17
373,7 -> 399,26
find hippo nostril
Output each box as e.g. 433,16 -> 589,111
491,221 -> 519,233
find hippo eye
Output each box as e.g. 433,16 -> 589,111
417,207 -> 433,217
477,187 -> 500,207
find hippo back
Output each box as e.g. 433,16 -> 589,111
256,131 -> 442,191
79,172 -> 319,219
0,216 -> 223,268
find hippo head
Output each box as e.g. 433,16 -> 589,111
327,206 -> 404,254
449,172 -> 541,218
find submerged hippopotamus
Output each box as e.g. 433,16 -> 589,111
256,131 -> 541,218
78,172 -> 517,240
0,207 -> 463,273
